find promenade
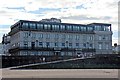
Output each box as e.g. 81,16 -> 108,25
1,69 -> 118,78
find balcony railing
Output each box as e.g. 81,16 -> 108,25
9,47 -> 96,53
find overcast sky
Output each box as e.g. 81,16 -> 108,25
0,0 -> 119,45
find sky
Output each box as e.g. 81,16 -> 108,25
0,0 -> 119,46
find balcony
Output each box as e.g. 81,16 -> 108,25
82,48 -> 96,52
9,47 -> 96,53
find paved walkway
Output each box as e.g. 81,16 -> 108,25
1,69 -> 118,78
9,58 -> 84,69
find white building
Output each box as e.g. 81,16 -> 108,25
0,43 -> 3,55
113,44 -> 120,54
2,34 -> 11,56
2,18 -> 113,60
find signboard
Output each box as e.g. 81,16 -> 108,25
75,48 -> 82,51
54,47 -> 61,50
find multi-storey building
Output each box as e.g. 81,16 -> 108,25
2,18 -> 112,60
2,34 -> 11,55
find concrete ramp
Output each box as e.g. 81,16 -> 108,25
10,58 -> 84,69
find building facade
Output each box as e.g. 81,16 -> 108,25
112,43 -> 120,54
2,18 -> 112,59
2,34 -> 11,55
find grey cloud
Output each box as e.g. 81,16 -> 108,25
107,1 -> 118,8
0,10 -> 7,14
60,15 -> 111,20
5,7 -> 25,10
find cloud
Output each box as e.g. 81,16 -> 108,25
0,0 -> 119,43
61,15 -> 111,21
28,8 -> 61,14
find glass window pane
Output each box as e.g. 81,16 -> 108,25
44,24 -> 48,30
60,25 -> 65,30
83,43 -> 86,48
66,25 -> 72,30
99,35 -> 102,40
62,43 -> 65,46
73,26 -> 80,31
81,26 -> 86,31
55,42 -> 58,47
30,23 -> 36,29
39,42 -> 43,46
88,27 -> 93,31
76,43 -> 79,46
69,43 -> 72,46
22,22 -> 28,29
39,34 -> 43,38
52,25 -> 59,30
46,42 -> 50,47
99,43 -> 102,49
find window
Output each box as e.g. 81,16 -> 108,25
68,52 -> 72,56
47,24 -> 51,30
61,52 -> 65,56
22,22 -> 29,28
104,26 -> 110,31
106,44 -> 109,50
39,34 -> 43,38
88,35 -> 93,40
87,27 -> 93,31
60,25 -> 65,30
62,34 -> 66,39
46,42 -> 50,47
95,26 -> 101,31
76,43 -> 79,47
73,26 -> 80,31
75,35 -> 79,40
23,51 -> 28,55
66,25 -> 72,30
37,23 -> 40,29
46,34 -> 50,39
98,43 -> 102,49
69,43 -> 72,46
68,35 -> 72,39
90,35 -> 93,40
90,44 -> 93,48
31,33 -> 36,38
83,35 -> 87,41
39,42 -> 43,46
62,43 -> 65,47
55,34 -> 59,39
29,23 -> 36,29
106,36 -> 109,40
24,32 -> 29,38
31,42 -> 35,48
37,24 -> 43,29
81,26 -> 86,31
44,24 -> 48,30
44,24 -> 51,30
83,43 -> 86,48
24,41 -> 28,47
99,35 -> 102,40
103,35 -> 109,40
38,52 -> 43,55
55,42 -> 58,47
52,25 -> 59,30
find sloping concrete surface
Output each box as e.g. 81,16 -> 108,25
1,69 -> 118,78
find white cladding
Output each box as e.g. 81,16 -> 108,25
10,31 -> 94,49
